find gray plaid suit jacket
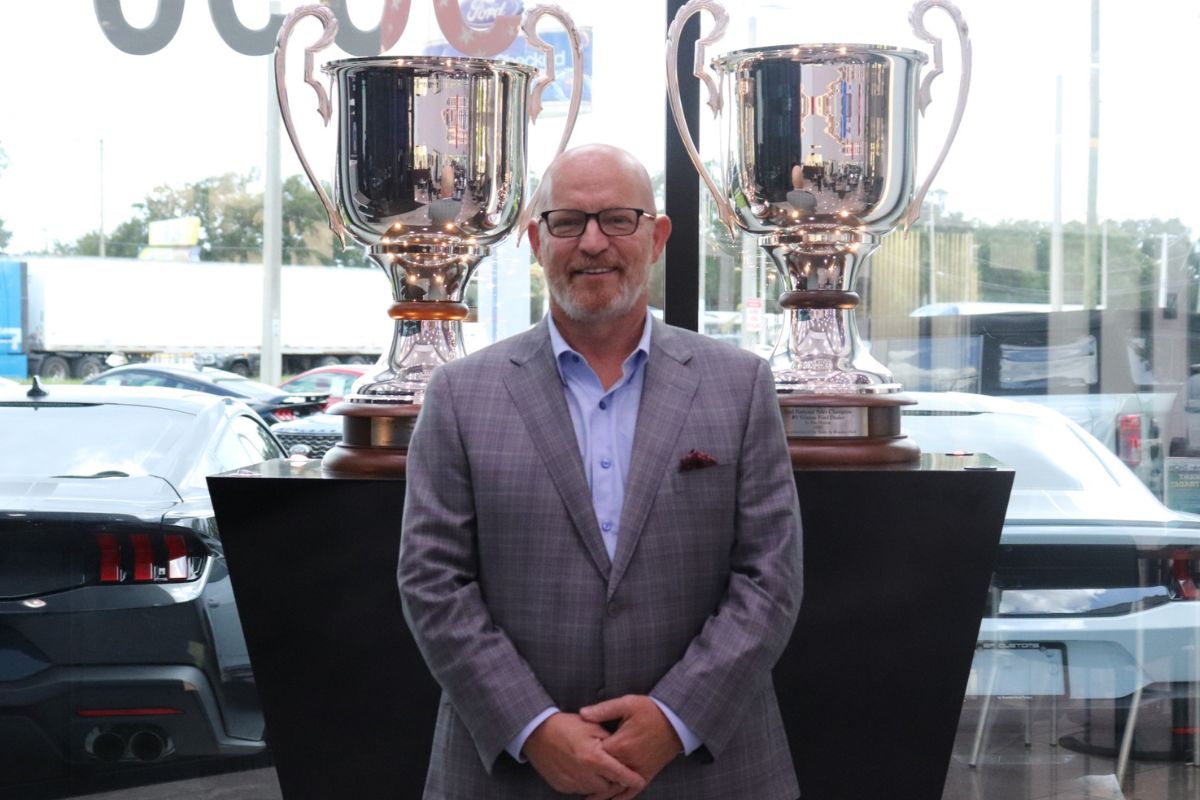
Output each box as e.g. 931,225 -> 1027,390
398,316 -> 803,799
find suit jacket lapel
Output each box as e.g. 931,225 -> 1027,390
502,320 -> 612,581
608,319 -> 699,597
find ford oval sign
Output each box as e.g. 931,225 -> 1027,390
460,0 -> 525,29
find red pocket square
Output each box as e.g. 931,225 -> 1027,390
679,449 -> 719,472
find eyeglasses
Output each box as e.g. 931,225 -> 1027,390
538,208 -> 655,238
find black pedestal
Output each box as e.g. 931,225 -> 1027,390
208,461 -> 435,800
781,454 -> 1012,800
209,453 -> 1011,800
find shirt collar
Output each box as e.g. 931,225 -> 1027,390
547,311 -> 653,378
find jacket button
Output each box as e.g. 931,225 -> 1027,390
597,687 -> 609,700
607,601 -> 619,618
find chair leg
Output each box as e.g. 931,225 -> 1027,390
1116,682 -> 1145,785
969,689 -> 994,768
1050,692 -> 1058,747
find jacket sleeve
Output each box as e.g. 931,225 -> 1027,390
397,366 -> 556,772
650,357 -> 803,759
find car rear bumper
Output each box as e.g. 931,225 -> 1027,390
0,663 -> 265,769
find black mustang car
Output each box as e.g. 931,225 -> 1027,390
0,381 -> 283,785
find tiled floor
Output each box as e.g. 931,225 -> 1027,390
73,767 -> 282,800
943,693 -> 1200,799
16,694 -> 1200,800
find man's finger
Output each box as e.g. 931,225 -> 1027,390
593,749 -> 646,792
580,695 -> 633,723
582,785 -> 621,800
614,786 -> 643,800
583,783 -> 626,800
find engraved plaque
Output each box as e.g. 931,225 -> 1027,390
783,407 -> 869,438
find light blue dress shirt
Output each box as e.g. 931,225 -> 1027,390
505,314 -> 701,762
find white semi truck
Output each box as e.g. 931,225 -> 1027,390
0,257 -> 393,379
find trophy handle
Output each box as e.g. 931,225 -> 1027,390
667,0 -> 734,235
275,5 -> 347,246
902,0 -> 972,231
515,5 -> 585,240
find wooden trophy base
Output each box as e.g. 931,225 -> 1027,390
780,392 -> 920,466
319,401 -> 419,478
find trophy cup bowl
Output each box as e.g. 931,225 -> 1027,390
276,5 -> 582,475
667,0 -> 971,465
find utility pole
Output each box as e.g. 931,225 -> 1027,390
99,139 -> 106,258
1082,0 -> 1099,308
1050,75 -> 1064,310
261,0 -> 284,384
1159,232 -> 1169,310
927,189 -> 946,305
1101,220 -> 1108,308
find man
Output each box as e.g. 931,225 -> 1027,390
398,144 -> 802,799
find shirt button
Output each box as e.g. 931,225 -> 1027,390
599,400 -> 608,410
600,458 -> 612,469
601,520 -> 613,532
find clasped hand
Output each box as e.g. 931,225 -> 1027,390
524,695 -> 683,799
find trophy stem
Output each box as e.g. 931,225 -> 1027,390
763,235 -> 920,466
321,244 -> 489,478
765,234 -> 895,392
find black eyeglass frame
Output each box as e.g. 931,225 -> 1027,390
537,208 -> 656,238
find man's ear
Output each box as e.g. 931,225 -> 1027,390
651,214 -> 672,260
527,218 -> 542,253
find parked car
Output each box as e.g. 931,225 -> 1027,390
271,412 -> 344,459
0,382 -> 285,779
85,363 -> 326,424
279,364 -> 370,411
901,392 -> 1200,712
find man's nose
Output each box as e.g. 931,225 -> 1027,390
576,217 -> 610,254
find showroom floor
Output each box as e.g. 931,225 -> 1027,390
44,694 -> 1200,800
943,693 -> 1200,799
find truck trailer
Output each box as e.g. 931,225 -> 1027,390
0,257 -> 392,379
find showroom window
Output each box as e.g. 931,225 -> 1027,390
1,1 -> 1198,798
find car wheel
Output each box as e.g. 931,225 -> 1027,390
39,356 -> 70,381
316,356 -> 341,367
347,355 -> 371,365
74,355 -> 105,381
228,361 -> 251,377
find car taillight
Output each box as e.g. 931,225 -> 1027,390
1118,413 -> 1142,467
94,532 -> 205,585
1169,551 -> 1199,600
1145,548 -> 1200,601
273,408 -> 295,422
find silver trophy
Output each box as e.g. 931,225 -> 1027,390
276,4 -> 582,475
667,0 -> 970,465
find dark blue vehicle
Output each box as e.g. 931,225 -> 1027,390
0,383 -> 283,784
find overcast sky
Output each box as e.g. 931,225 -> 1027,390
1,0 -> 1197,254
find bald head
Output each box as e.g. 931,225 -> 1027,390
537,144 -> 658,215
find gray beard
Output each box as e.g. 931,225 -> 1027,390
549,276 -> 643,323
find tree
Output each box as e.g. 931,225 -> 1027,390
56,218 -> 149,258
135,172 -> 262,262
61,171 -> 373,266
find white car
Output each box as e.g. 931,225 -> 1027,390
901,392 -> 1200,702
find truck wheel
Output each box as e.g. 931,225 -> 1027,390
316,356 -> 341,368
39,356 -> 71,382
347,355 -> 371,365
74,356 -> 105,381
228,361 -> 251,377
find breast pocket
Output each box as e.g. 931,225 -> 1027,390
662,461 -> 737,517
